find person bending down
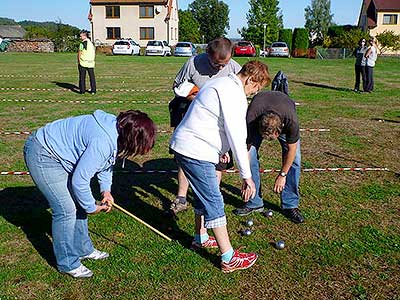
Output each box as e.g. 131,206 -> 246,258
233,91 -> 305,224
169,37 -> 242,214
24,110 -> 156,278
170,61 -> 270,273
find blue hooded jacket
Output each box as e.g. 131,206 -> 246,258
35,110 -> 118,213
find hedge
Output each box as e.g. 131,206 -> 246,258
292,28 -> 309,50
278,29 -> 293,51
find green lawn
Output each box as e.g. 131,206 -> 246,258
0,53 -> 399,300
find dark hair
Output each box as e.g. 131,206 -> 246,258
238,60 -> 271,88
259,113 -> 282,140
80,30 -> 89,37
206,37 -> 234,60
116,110 -> 156,158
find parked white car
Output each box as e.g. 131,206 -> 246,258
174,42 -> 196,57
145,40 -> 171,56
112,39 -> 141,55
268,42 -> 290,58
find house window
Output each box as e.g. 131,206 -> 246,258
106,6 -> 120,18
107,27 -> 121,39
140,27 -> 154,40
383,14 -> 398,25
140,6 -> 154,18
175,28 -> 178,40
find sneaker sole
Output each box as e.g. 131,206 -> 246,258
233,207 -> 264,216
222,254 -> 258,273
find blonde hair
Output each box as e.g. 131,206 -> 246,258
238,60 -> 271,88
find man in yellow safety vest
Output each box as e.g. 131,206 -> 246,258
78,30 -> 96,94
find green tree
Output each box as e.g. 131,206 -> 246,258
330,28 -> 369,50
189,0 -> 230,42
239,0 -> 283,49
305,0 -> 334,46
376,30 -> 400,55
178,9 -> 202,43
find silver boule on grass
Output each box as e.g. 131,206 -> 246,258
275,240 -> 285,250
246,219 -> 254,227
263,209 -> 273,218
242,228 -> 252,236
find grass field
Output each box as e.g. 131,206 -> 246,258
0,52 -> 399,300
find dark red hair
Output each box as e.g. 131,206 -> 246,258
116,110 -> 156,158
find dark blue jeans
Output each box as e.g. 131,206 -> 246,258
246,134 -> 301,209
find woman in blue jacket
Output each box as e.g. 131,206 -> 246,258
24,110 -> 156,278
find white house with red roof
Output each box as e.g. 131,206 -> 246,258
89,0 -> 179,46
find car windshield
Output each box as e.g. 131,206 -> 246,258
238,42 -> 251,46
176,43 -> 191,48
147,41 -> 162,46
271,42 -> 287,48
115,41 -> 129,45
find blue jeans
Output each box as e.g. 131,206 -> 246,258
174,151 -> 226,228
247,134 -> 301,209
24,134 -> 94,272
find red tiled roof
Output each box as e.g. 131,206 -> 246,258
373,0 -> 400,11
90,0 -> 167,4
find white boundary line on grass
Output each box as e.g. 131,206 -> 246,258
0,87 -> 171,93
1,98 -> 171,104
0,74 -> 174,80
1,98 -> 302,106
0,129 -> 330,136
0,167 -> 390,176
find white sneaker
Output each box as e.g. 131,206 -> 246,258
80,249 -> 109,260
65,264 -> 93,278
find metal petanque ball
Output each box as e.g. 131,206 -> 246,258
264,210 -> 273,218
275,240 -> 285,250
242,228 -> 252,236
246,219 -> 254,227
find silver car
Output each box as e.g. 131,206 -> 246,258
174,42 -> 196,57
268,42 -> 290,58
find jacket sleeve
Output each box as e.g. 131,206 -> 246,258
97,165 -> 113,193
173,58 -> 194,91
71,140 -> 110,213
218,86 -> 252,179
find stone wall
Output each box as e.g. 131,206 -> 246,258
7,39 -> 54,53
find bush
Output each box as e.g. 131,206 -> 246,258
376,30 -> 400,55
279,29 -> 293,51
331,29 -> 369,50
292,28 -> 309,56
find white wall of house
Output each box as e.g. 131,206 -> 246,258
91,2 -> 178,47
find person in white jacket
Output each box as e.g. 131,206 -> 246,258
170,61 -> 270,273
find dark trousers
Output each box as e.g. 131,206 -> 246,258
354,65 -> 366,91
78,64 -> 96,94
365,66 -> 374,92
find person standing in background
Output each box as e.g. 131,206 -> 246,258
364,37 -> 378,93
354,38 -> 367,92
78,30 -> 96,94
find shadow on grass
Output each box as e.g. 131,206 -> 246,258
371,118 -> 400,124
52,81 -> 80,94
0,186 -> 56,269
293,80 -> 353,92
111,158 -> 220,267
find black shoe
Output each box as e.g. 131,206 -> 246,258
233,206 -> 264,216
282,208 -> 304,224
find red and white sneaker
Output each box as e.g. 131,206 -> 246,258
221,249 -> 258,273
191,236 -> 219,249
